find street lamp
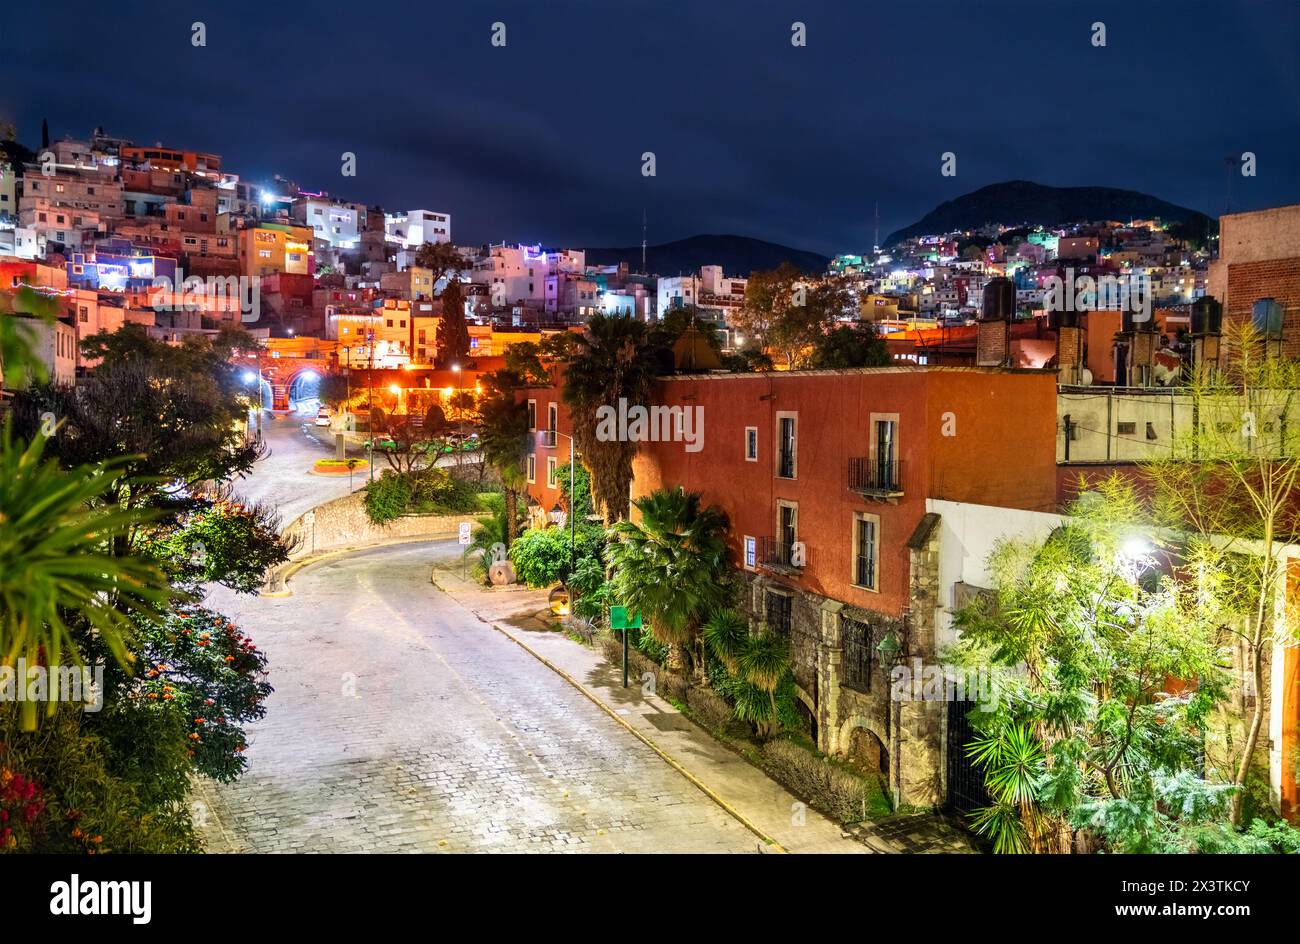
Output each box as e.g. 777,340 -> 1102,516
451,362 -> 462,426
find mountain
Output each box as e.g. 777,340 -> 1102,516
884,180 -> 1215,246
583,234 -> 829,277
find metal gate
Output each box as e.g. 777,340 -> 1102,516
946,699 -> 992,815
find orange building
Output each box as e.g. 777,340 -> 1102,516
521,364 -> 1059,806
238,222 -> 313,278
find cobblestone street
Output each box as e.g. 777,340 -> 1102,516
194,542 -> 758,853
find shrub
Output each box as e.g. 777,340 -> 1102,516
409,467 -> 481,514
568,555 -> 609,623
128,607 -> 272,783
761,737 -> 880,825
687,686 -> 735,733
364,470 -> 411,524
0,705 -> 198,853
509,524 -> 604,587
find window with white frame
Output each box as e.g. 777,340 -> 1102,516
547,456 -> 557,487
526,399 -> 537,430
527,454 -> 536,483
745,426 -> 758,461
852,512 -> 879,591
743,535 -> 757,570
776,412 -> 797,479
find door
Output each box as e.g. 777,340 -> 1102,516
946,699 -> 993,817
875,419 -> 895,488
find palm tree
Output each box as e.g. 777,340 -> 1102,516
606,487 -> 731,673
703,610 -> 793,739
561,314 -> 660,524
477,387 -> 529,546
0,425 -> 170,730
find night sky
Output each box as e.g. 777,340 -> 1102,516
3,1 -> 1298,255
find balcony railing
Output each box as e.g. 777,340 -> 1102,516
539,429 -> 557,448
758,536 -> 804,571
848,457 -> 904,497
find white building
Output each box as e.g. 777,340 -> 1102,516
657,265 -> 747,324
295,198 -> 362,250
384,209 -> 451,248
470,244 -> 584,308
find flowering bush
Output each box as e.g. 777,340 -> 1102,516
143,495 -> 290,595
0,706 -> 197,853
132,608 -> 272,782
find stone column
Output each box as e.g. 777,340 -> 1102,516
895,518 -> 943,808
817,600 -> 845,755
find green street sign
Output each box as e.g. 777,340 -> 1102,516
610,606 -> 642,630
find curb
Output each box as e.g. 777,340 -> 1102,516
261,534 -> 460,597
487,621 -> 789,854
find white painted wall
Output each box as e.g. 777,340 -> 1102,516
927,499 -> 1062,648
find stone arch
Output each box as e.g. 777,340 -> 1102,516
791,684 -> 818,742
838,714 -> 890,777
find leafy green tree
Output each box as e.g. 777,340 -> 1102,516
1145,322 -> 1300,824
952,479 -> 1231,853
0,427 -> 170,729
477,384 -> 530,546
140,488 -> 291,596
436,279 -> 471,367
555,461 -> 594,522
606,487 -> 731,673
808,322 -> 892,369
12,326 -> 263,556
561,314 -> 660,523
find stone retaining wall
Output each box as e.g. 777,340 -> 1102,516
266,490 -> 486,591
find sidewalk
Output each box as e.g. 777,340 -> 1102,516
430,555 -> 879,854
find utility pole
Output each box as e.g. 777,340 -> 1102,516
641,208 -> 647,274
367,328 -> 375,482
874,201 -> 880,251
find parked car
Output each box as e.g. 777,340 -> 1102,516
315,406 -> 332,427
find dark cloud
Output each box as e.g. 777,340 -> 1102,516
2,0 -> 1296,255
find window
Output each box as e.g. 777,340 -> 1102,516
777,500 -> 798,565
743,535 -> 757,570
548,403 -> 557,432
776,413 -> 797,478
547,456 -> 558,487
527,454 -> 537,484
841,617 -> 874,692
765,590 -> 793,638
853,513 -> 879,591
78,306 -> 88,323
745,426 -> 758,461
526,399 -> 537,430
